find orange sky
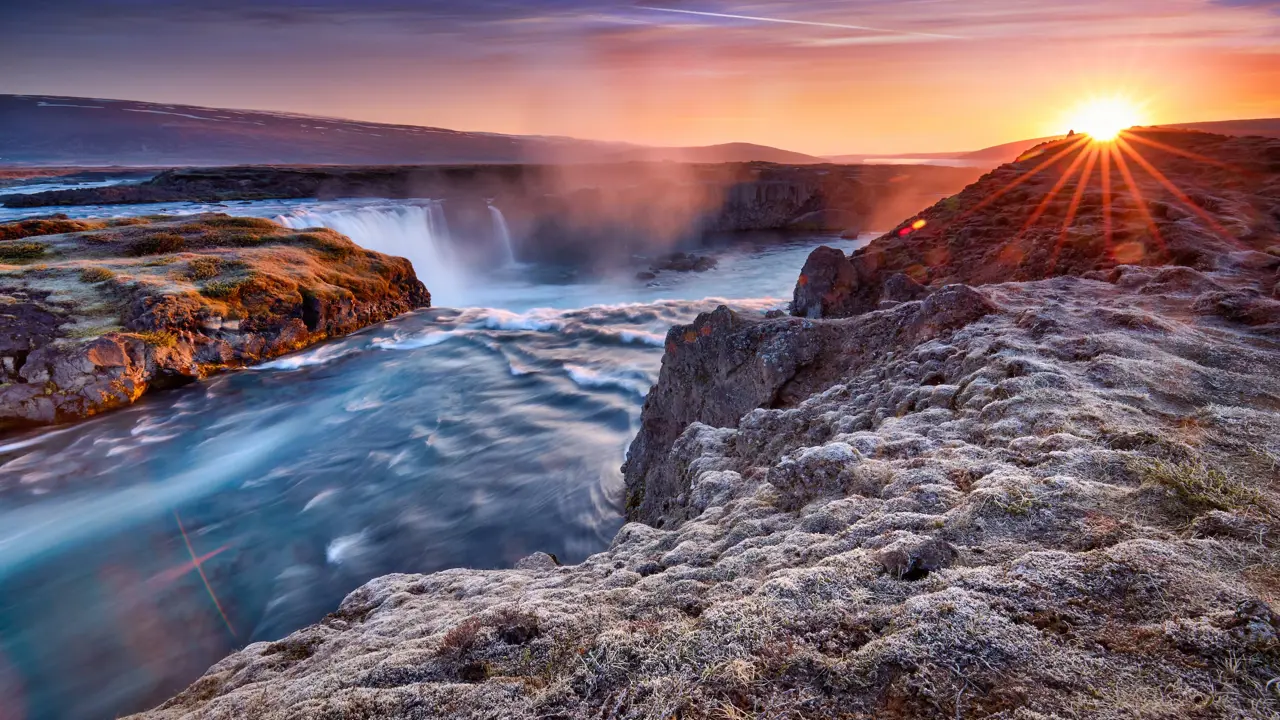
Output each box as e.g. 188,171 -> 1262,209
3,0 -> 1278,154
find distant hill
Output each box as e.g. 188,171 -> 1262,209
605,142 -> 826,165
0,94 -> 622,166
0,95 -> 823,167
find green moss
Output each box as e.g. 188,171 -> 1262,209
0,218 -> 102,241
0,242 -> 49,260
126,233 -> 185,257
130,330 -> 178,348
187,256 -> 222,280
995,486 -> 1043,516
205,230 -> 269,248
79,267 -> 116,283
201,216 -> 279,231
1137,458 -> 1267,514
201,279 -> 246,298
282,232 -> 355,258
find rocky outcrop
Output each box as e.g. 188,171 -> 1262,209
624,286 -> 997,528
638,252 -> 718,280
132,131 -> 1280,719
3,163 -> 984,271
0,215 -> 428,429
793,129 -> 1280,318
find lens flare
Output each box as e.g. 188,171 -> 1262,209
1067,97 -> 1144,141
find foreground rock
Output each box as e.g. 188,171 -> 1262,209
134,133 -> 1279,719
0,215 -> 428,430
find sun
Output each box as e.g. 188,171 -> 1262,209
1066,97 -> 1144,141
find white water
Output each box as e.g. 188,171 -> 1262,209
276,201 -> 463,300
488,203 -> 516,266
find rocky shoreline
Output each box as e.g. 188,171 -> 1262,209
0,215 -> 428,430
131,130 -> 1279,719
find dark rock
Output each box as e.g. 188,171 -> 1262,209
792,245 -> 857,319
881,272 -> 932,302
514,552 -> 561,570
873,536 -> 958,580
650,252 -> 718,274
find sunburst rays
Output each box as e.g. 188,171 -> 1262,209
919,128 -> 1239,277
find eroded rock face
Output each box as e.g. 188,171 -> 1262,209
793,129 -> 1280,318
0,215 -> 429,429
625,285 -> 997,528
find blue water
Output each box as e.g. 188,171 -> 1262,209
0,194 -> 871,719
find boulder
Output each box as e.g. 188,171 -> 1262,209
792,245 -> 857,319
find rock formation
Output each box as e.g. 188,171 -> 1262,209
794,128 -> 1280,318
0,215 -> 428,429
2,163 -> 982,268
132,130 -> 1279,719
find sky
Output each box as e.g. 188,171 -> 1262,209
2,0 -> 1278,154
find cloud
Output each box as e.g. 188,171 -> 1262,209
633,5 -> 963,40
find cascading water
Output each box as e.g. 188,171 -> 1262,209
487,202 -> 516,266
276,202 -> 463,302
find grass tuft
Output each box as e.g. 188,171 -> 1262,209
130,330 -> 178,348
187,256 -> 222,280
201,279 -> 246,299
0,242 -> 49,260
126,233 -> 185,257
1137,458 -> 1268,514
79,267 -> 116,283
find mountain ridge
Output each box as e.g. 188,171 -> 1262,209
0,95 -> 822,167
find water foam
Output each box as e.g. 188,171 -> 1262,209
563,364 -> 652,397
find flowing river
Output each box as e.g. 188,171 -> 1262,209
0,194 -> 871,719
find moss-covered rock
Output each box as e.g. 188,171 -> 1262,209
0,213 -> 429,429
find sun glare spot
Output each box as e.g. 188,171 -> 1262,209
1067,97 -> 1143,142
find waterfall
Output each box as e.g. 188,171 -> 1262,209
276,202 -> 463,302
488,203 -> 516,266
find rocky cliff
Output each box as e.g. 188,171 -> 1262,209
133,131 -> 1279,719
1,163 -> 984,268
793,128 -> 1280,318
0,215 -> 428,429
